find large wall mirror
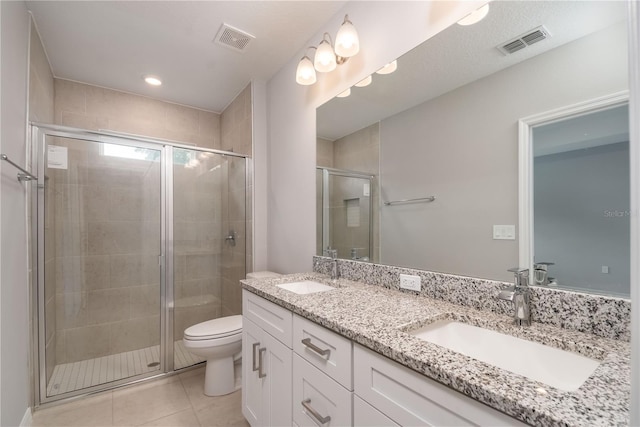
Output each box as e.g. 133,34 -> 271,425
316,0 -> 630,297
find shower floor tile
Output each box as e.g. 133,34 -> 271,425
47,341 -> 204,397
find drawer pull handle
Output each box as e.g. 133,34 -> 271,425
258,347 -> 267,378
301,338 -> 331,357
252,343 -> 260,372
301,398 -> 331,425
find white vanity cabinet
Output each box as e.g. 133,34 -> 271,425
292,315 -> 353,426
354,344 -> 528,426
242,291 -> 293,427
242,290 -> 527,427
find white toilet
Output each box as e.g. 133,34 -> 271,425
183,271 -> 281,396
183,315 -> 243,396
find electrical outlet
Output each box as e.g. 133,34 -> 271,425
400,274 -> 421,291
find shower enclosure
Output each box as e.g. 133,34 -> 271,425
316,167 -> 374,261
31,124 -> 248,405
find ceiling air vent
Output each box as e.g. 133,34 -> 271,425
497,25 -> 551,55
214,23 -> 255,53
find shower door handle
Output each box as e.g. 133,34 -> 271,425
258,347 -> 267,378
252,342 -> 260,371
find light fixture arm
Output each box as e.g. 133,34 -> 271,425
296,13 -> 358,85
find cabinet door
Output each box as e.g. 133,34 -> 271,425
242,317 -> 263,426
293,354 -> 352,427
354,395 -> 399,427
262,331 -> 292,426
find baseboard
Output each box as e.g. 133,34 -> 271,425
19,407 -> 32,427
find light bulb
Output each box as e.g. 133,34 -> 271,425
314,39 -> 337,72
335,15 -> 359,58
457,4 -> 490,26
336,88 -> 351,98
376,60 -> 397,75
296,56 -> 317,85
354,75 -> 372,87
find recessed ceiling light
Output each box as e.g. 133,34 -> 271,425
457,4 -> 490,26
354,75 -> 372,87
376,60 -> 397,75
143,75 -> 162,86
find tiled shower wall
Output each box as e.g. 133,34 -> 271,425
51,139 -> 162,363
173,153 -> 223,341
54,79 -> 221,149
220,85 -> 252,316
48,79 -> 252,363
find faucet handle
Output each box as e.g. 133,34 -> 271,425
507,267 -> 529,287
534,262 -> 554,270
326,249 -> 338,259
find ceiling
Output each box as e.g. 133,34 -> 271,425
317,0 -> 628,141
27,1 -> 346,113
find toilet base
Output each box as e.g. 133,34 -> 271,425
204,356 -> 236,396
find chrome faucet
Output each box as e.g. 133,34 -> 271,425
498,268 -> 531,326
327,249 -> 339,280
534,262 -> 556,286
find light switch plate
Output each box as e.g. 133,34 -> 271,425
493,225 -> 516,240
400,274 -> 421,291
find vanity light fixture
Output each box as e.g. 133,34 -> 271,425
354,75 -> 372,87
457,3 -> 490,26
314,35 -> 338,72
143,75 -> 162,86
295,14 -> 360,86
296,49 -> 317,85
336,88 -> 351,98
376,60 -> 398,75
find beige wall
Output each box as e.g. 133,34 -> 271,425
55,79 -> 221,149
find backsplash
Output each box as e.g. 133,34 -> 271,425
313,256 -> 631,341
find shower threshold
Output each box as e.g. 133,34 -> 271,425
46,340 -> 204,397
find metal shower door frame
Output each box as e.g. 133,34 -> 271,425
30,123 -> 249,407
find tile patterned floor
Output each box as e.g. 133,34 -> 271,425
33,367 -> 248,427
48,341 -> 205,397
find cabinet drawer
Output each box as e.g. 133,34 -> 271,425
293,354 -> 352,427
293,315 -> 353,390
243,290 -> 292,348
354,344 -> 527,427
354,395 -> 399,426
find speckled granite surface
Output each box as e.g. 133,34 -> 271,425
313,256 -> 631,341
241,272 -> 630,427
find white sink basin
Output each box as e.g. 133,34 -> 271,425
409,320 -> 601,391
276,280 -> 335,295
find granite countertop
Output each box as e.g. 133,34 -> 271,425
241,273 -> 630,427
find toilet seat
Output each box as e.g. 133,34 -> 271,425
184,315 -> 242,341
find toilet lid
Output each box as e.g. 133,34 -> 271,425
184,315 -> 242,340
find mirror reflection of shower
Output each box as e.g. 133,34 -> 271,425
316,167 -> 375,263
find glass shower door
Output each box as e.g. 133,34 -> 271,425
38,133 -> 162,400
171,148 -> 246,370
